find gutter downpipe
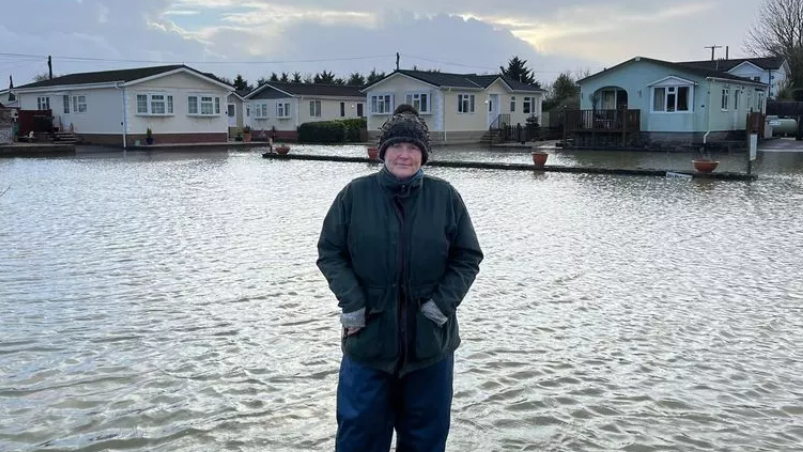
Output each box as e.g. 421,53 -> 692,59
444,87 -> 450,144
116,82 -> 127,149
703,78 -> 712,145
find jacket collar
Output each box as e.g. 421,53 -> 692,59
378,166 -> 424,197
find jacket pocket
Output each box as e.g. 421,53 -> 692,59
414,307 -> 447,360
343,286 -> 386,360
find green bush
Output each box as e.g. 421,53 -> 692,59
298,121 -> 347,143
334,118 -> 367,142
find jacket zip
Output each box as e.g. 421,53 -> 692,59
393,187 -> 408,376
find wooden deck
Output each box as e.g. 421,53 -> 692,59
562,109 -> 642,148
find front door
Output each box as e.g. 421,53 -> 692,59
227,104 -> 236,127
488,94 -> 500,127
357,103 -> 364,117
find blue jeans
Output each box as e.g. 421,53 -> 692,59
335,354 -> 454,452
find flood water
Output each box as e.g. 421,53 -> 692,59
1,145 -> 803,451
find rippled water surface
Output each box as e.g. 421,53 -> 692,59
2,146 -> 803,451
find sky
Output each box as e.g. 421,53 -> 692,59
0,0 -> 768,88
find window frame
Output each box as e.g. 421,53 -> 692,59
187,94 -> 222,117
457,93 -> 476,114
37,96 -> 50,110
277,102 -> 292,118
404,92 -> 431,114
72,94 -> 87,114
370,93 -> 394,115
137,92 -> 174,116
650,83 -> 693,114
523,96 -> 534,114
310,99 -> 322,117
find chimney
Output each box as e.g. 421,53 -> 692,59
726,46 -> 729,60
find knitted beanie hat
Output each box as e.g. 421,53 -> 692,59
378,104 -> 430,164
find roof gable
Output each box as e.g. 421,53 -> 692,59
647,75 -> 697,87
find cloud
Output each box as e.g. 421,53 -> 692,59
0,0 -> 765,90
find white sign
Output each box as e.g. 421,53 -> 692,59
749,133 -> 758,161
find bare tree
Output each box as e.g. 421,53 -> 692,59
746,0 -> 803,86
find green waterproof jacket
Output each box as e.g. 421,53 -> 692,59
317,168 -> 484,377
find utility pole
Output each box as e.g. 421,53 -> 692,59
704,45 -> 722,61
48,55 -> 53,79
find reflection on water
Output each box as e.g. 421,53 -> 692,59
1,148 -> 802,451
243,142 -> 803,174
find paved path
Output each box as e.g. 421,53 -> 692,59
760,138 -> 803,153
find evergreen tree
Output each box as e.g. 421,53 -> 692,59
347,72 -> 366,86
500,56 -> 537,85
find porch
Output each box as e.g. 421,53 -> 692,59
562,109 -> 642,148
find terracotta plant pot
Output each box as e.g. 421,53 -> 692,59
693,159 -> 719,173
367,147 -> 379,160
242,133 -> 252,143
531,151 -> 548,168
275,144 -> 291,155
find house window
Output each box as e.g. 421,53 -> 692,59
187,95 -> 220,116
200,97 -> 213,115
340,102 -> 345,117
72,95 -> 87,113
246,105 -> 250,117
63,95 -> 70,114
310,100 -> 322,117
151,95 -> 166,114
188,96 -> 198,115
753,76 -> 761,82
734,90 -> 740,110
370,94 -> 393,114
523,97 -> 534,114
37,96 -> 50,110
721,88 -> 729,110
510,96 -> 516,112
405,92 -> 430,114
277,102 -> 291,118
458,94 -> 475,113
252,103 -> 268,119
756,91 -> 765,110
137,93 -> 173,115
652,86 -> 690,112
137,95 -> 148,114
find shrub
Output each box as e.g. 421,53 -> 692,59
334,118 -> 367,142
298,121 -> 347,143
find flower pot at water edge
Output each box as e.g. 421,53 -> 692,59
367,147 -> 379,159
693,160 -> 719,173
531,152 -> 548,168
275,144 -> 291,155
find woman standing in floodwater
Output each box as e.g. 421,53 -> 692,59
317,104 -> 484,452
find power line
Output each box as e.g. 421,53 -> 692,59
0,52 -> 392,65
